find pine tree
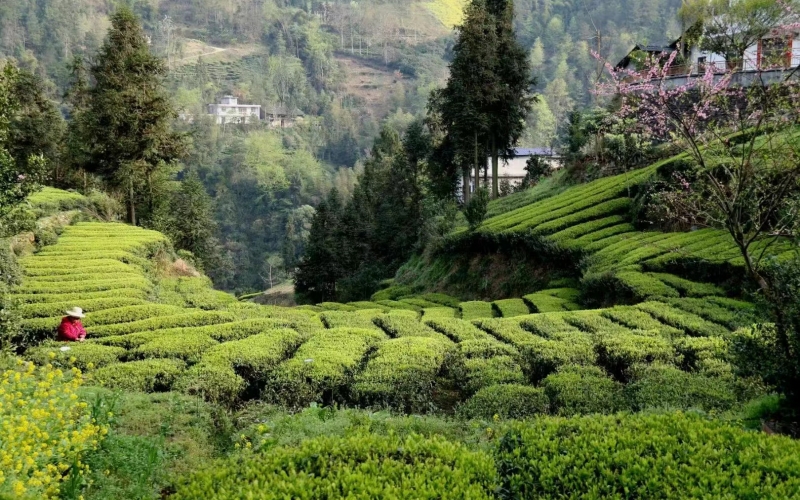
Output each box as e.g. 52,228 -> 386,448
169,171 -> 218,270
429,0 -> 499,202
69,7 -> 185,225
295,188 -> 344,303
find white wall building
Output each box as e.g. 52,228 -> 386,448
207,96 -> 261,125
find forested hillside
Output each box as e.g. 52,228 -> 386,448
0,0 -> 684,293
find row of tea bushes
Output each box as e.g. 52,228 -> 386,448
171,412 -> 800,499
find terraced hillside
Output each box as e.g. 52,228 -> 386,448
397,153 -> 796,301
10,216 -> 762,417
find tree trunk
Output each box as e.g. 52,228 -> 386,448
491,136 -> 499,199
462,170 -> 470,204
474,130 -> 479,192
128,180 -> 137,226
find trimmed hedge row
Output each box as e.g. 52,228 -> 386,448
353,336 -> 454,410
496,412 -> 800,498
425,317 -> 493,342
422,307 -> 457,319
320,310 -> 384,331
172,434 -> 498,500
459,301 -> 494,320
523,293 -> 578,313
270,328 -> 386,406
374,314 -> 451,341
9,288 -> 149,304
492,299 -> 531,318
92,358 -> 186,392
15,297 -> 147,319
635,301 -> 729,337
86,311 -> 236,337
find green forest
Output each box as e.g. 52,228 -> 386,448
3,0 -> 800,498
0,0 -> 684,294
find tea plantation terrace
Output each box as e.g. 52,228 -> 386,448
12,222 -> 760,415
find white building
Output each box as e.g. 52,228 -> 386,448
458,148 -> 562,197
207,96 -> 261,125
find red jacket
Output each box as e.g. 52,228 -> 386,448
57,317 -> 86,341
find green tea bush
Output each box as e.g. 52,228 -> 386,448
523,293 -> 575,313
317,302 -> 358,312
465,187 -> 489,231
14,276 -> 153,295
492,299 -> 530,318
375,299 -> 422,312
673,336 -> 727,370
320,310 -> 383,331
522,333 -> 596,381
459,301 -> 494,320
496,412 -> 800,498
564,223 -> 636,250
87,311 -> 235,337
82,304 -> 187,327
647,273 -> 725,297
374,314 -> 450,341
560,311 -> 632,335
16,297 -> 146,319
518,314 -> 582,337
542,365 -> 623,415
459,384 -> 548,419
270,328 -> 385,407
93,359 -> 186,392
625,363 -> 737,411
9,288 -> 149,304
613,271 -> 681,300
347,301 -> 387,311
422,307 -> 456,319
370,285 -> 413,302
399,297 -> 441,309
450,339 -> 526,393
531,197 -> 632,235
131,333 -> 219,364
22,262 -> 133,276
601,307 -> 683,337
420,293 -> 461,308
473,318 -> 535,346
25,341 -> 126,370
635,301 -> 729,337
425,317 -> 492,342
547,215 -> 627,245
353,336 -> 453,411
666,297 -> 755,330
172,433 -> 498,500
594,332 -> 675,380
175,362 -> 245,405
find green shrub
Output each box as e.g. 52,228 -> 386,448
647,273 -> 725,297
560,311 -> 632,334
523,293 -> 575,313
600,307 -> 684,337
353,336 -> 453,411
347,301 -> 387,311
204,328 -> 303,378
425,317 -> 492,342
9,288 -> 149,304
420,293 -> 461,308
563,223 -> 636,250
25,341 -> 125,370
87,311 -> 235,337
269,328 -> 385,406
459,301 -> 494,320
491,299 -> 530,318
532,197 -> 632,235
465,188 -> 489,231
542,365 -> 623,415
635,301 -> 729,337
450,339 -> 526,393
626,363 -> 737,411
422,307 -> 456,319
14,276 -> 153,295
320,310 -> 383,331
614,271 -> 680,300
131,333 -> 219,364
399,297 -> 441,309
82,304 -> 187,327
370,285 -> 413,302
172,434 -> 498,500
459,384 -> 548,419
496,412 -> 800,498
175,362 -> 245,405
473,318 -> 535,346
666,297 -> 755,330
15,297 -> 147,319
522,333 -> 596,381
594,332 -> 675,380
374,314 -> 450,341
375,299 -> 422,312
93,359 -> 186,392
518,314 -> 582,337
317,302 -> 358,312
547,215 -> 627,245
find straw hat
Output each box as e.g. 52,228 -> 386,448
65,307 -> 85,318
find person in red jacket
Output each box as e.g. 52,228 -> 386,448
57,307 -> 87,342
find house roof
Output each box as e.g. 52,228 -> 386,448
615,38 -> 683,69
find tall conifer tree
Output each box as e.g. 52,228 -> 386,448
69,7 -> 184,224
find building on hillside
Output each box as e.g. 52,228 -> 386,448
263,104 -> 305,128
207,96 -> 261,125
616,26 -> 800,87
458,147 -> 562,198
